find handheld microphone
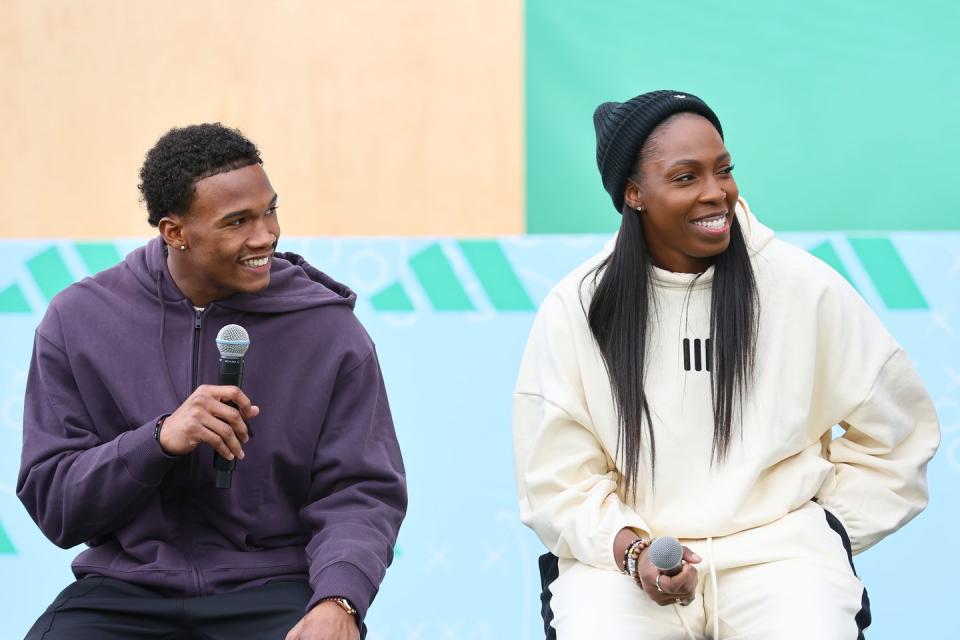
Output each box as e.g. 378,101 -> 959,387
649,536 -> 684,577
214,324 -> 250,489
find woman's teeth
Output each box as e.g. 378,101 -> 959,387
242,257 -> 269,267
692,215 -> 727,230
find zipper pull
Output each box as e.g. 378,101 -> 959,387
194,308 -> 203,329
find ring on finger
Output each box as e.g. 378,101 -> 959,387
655,574 -> 664,593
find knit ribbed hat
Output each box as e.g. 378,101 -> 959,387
594,90 -> 723,213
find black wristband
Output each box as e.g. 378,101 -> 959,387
153,414 -> 170,442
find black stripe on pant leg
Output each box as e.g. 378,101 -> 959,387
538,552 -> 559,640
823,508 -> 872,639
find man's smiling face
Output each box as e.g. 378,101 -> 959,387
163,163 -> 280,307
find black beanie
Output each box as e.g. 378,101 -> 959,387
594,90 -> 723,213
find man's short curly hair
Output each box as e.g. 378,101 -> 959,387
138,123 -> 263,227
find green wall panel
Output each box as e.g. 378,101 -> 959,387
526,1 -> 960,233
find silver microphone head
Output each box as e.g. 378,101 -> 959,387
649,536 -> 684,573
216,324 -> 250,358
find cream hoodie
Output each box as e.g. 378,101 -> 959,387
513,199 -> 940,572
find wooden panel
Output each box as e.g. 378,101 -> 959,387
0,0 -> 523,237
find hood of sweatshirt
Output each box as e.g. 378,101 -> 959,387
129,236 -> 357,313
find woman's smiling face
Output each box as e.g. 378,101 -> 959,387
625,112 -> 738,274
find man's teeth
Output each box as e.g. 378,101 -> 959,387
692,215 -> 727,230
242,257 -> 269,267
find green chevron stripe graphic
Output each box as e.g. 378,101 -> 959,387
1,243 -> 122,314
0,283 -> 31,312
808,241 -> 858,291
1,238 -> 931,315
368,236 -> 928,313
371,282 -> 415,312
26,247 -> 73,302
409,244 -> 475,311
0,522 -> 15,554
458,240 -> 534,311
848,238 -> 928,309
76,242 -> 122,275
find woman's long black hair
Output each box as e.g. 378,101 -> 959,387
584,163 -> 759,499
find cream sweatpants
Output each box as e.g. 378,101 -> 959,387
547,502 -> 869,640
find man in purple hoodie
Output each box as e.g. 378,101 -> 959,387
17,124 -> 407,640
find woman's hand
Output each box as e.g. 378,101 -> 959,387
635,545 -> 701,606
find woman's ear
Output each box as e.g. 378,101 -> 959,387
624,179 -> 644,212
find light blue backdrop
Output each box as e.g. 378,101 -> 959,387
1,230 -> 957,639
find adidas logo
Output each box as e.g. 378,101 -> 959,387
682,337 -> 711,372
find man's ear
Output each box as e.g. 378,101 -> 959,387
158,215 -> 186,251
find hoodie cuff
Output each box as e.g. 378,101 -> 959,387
116,417 -> 179,486
817,497 -> 867,554
307,561 -> 377,622
600,518 -> 651,572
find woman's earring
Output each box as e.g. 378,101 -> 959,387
636,205 -> 644,214
179,245 -> 187,251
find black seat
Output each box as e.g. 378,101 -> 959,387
538,552 -> 559,640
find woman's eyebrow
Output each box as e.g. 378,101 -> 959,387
666,152 -> 731,170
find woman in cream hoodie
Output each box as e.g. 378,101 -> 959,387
512,90 -> 939,640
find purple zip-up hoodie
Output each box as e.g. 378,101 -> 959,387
17,236 -> 407,621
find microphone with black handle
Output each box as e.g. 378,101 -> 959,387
648,536 -> 684,576
214,324 -> 250,489
649,536 -> 694,606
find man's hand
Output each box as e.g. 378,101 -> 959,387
285,601 -> 360,640
636,545 -> 701,606
158,385 -> 259,459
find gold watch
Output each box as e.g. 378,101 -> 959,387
321,596 -> 357,617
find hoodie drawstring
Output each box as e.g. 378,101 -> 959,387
673,537 -> 717,640
674,600 -> 697,640
707,536 -> 719,640
156,273 -> 179,402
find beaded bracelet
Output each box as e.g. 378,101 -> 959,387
621,537 -> 641,573
626,538 -> 648,580
621,539 -> 635,574
621,537 -> 650,579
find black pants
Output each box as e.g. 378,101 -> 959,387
26,577 -> 314,640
